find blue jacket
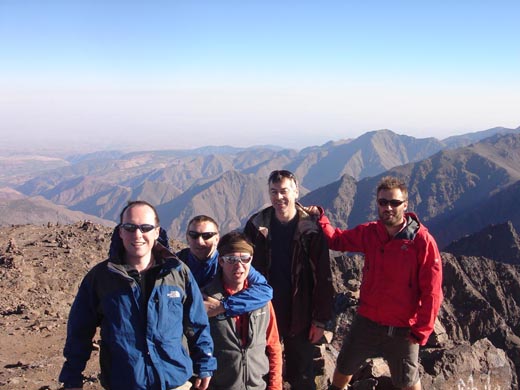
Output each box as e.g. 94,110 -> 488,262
177,248 -> 273,317
59,241 -> 217,389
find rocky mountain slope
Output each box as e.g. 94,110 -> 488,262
156,170 -> 272,237
1,127 -> 518,243
292,129 -> 444,190
302,132 -> 520,248
444,221 -> 520,265
442,126 -> 520,149
0,188 -> 114,227
7,128 -> 516,230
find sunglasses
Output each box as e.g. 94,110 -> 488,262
377,199 -> 406,208
187,231 -> 218,240
220,255 -> 253,265
268,169 -> 296,182
120,223 -> 157,233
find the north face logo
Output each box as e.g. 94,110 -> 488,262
167,290 -> 181,298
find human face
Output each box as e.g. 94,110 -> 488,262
269,177 -> 299,222
377,188 -> 408,228
119,204 -> 160,266
218,251 -> 251,292
187,221 -> 219,261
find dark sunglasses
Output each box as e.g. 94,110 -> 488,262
377,199 -> 406,208
187,231 -> 218,240
220,255 -> 253,265
120,223 -> 157,233
268,169 -> 295,182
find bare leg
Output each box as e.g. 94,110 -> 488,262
330,368 -> 352,389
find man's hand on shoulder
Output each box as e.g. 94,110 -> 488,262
203,295 -> 225,317
302,205 -> 321,216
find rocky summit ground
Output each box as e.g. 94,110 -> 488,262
0,221 -> 185,390
2,221 -> 518,390
0,222 -> 324,390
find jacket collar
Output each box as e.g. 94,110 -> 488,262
376,212 -> 421,241
250,202 -> 320,239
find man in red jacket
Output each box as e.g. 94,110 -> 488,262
311,176 -> 442,390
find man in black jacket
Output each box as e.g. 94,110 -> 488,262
244,170 -> 334,390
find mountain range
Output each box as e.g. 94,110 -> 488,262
1,125 -> 519,247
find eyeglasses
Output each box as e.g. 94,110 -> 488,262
187,231 -> 218,240
120,223 -> 157,233
268,170 -> 296,183
220,255 -> 253,265
377,199 -> 406,208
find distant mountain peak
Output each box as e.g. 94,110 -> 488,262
0,187 -> 25,201
444,221 -> 520,265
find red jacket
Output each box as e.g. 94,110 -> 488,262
319,211 -> 443,345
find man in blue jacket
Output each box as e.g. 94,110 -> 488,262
59,201 -> 216,390
177,215 -> 273,317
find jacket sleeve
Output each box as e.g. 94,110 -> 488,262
266,302 -> 283,390
222,265 -> 273,317
317,208 -> 366,253
184,271 -> 218,376
242,218 -> 256,244
411,232 -> 443,345
308,224 -> 335,325
59,273 -> 99,388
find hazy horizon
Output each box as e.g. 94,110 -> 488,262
1,1 -> 519,152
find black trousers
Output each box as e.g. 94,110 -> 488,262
282,332 -> 316,390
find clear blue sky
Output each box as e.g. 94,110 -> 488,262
1,1 -> 519,152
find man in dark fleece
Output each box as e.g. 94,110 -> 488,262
244,170 -> 334,390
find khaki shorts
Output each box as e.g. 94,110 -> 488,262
336,314 -> 420,388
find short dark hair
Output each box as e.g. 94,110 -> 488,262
376,176 -> 408,199
187,215 -> 219,232
119,200 -> 160,225
268,170 -> 298,186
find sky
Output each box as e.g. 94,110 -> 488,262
0,1 -> 519,152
